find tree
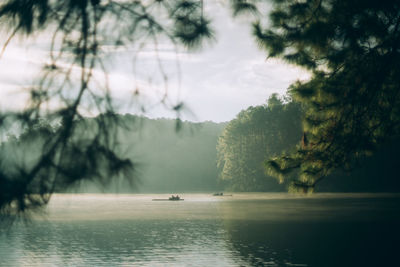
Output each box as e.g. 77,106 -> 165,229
217,94 -> 303,191
230,0 -> 400,190
0,0 -> 214,218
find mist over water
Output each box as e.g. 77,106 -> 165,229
1,193 -> 400,266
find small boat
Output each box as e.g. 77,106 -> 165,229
152,195 -> 184,201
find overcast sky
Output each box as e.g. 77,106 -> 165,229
0,2 -> 308,123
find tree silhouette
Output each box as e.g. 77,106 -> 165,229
230,0 -> 400,190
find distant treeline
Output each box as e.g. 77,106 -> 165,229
76,115 -> 227,193
4,99 -> 400,193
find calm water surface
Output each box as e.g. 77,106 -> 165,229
1,193 -> 400,267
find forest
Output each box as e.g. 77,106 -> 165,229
3,94 -> 399,194
217,95 -> 400,193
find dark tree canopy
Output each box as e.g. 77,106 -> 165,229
230,0 -> 400,189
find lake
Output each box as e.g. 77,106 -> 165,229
1,193 -> 400,266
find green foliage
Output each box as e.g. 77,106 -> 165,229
230,0 -> 259,17
217,95 -> 303,191
234,0 -> 400,189
171,1 -> 214,49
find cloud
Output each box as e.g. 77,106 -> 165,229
0,3 -> 309,122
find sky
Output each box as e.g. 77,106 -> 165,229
0,1 -> 309,123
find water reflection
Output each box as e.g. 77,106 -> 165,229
2,220 -> 248,266
1,193 -> 400,266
